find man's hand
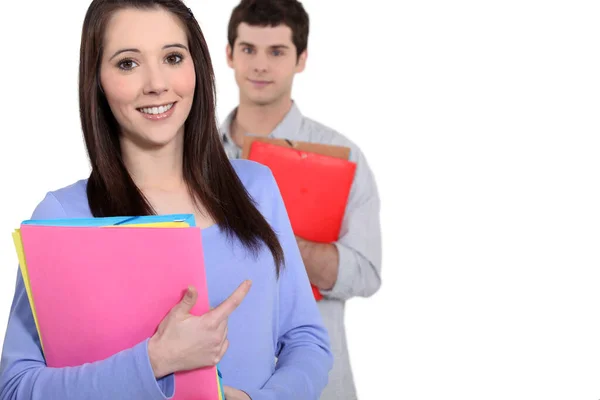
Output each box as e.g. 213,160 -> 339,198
223,386 -> 251,400
295,235 -> 339,290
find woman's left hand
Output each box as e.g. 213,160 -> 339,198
223,386 -> 251,400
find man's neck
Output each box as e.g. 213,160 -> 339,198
231,97 -> 293,147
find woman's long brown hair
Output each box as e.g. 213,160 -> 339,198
79,0 -> 284,275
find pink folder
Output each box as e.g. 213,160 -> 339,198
18,224 -> 218,400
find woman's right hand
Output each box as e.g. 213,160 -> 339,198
148,280 -> 252,378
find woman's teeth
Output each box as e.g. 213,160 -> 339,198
139,103 -> 174,115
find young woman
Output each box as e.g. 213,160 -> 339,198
0,1 -> 332,399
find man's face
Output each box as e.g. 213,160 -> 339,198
227,23 -> 307,106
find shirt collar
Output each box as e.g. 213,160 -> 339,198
220,101 -> 304,145
271,101 -> 303,139
220,108 -> 237,145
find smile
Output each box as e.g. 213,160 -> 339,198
137,102 -> 176,120
248,79 -> 272,86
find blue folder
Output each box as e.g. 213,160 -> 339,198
21,214 -> 197,227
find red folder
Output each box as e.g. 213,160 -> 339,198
247,141 -> 356,300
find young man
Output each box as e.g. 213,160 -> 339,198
220,1 -> 382,399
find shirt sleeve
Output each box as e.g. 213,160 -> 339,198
319,146 -> 383,301
243,169 -> 334,400
0,193 -> 175,400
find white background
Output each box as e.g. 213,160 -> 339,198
1,1 -> 599,399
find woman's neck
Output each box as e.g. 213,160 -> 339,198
120,135 -> 185,192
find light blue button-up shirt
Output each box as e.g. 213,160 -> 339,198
220,102 -> 382,400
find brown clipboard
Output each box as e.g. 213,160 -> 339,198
241,135 -> 351,161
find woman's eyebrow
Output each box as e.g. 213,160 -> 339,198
109,43 -> 189,61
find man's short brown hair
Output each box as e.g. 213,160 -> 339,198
228,0 -> 309,59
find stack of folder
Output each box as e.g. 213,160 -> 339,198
243,136 -> 357,301
12,214 -> 224,400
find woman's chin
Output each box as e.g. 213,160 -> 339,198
121,128 -> 184,151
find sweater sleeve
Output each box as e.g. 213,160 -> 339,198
0,193 -> 175,400
243,169 -> 334,400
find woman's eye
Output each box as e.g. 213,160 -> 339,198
166,54 -> 183,64
118,59 -> 138,71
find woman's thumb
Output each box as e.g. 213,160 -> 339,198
175,286 -> 198,315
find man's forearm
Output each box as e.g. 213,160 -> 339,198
296,237 -> 339,290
